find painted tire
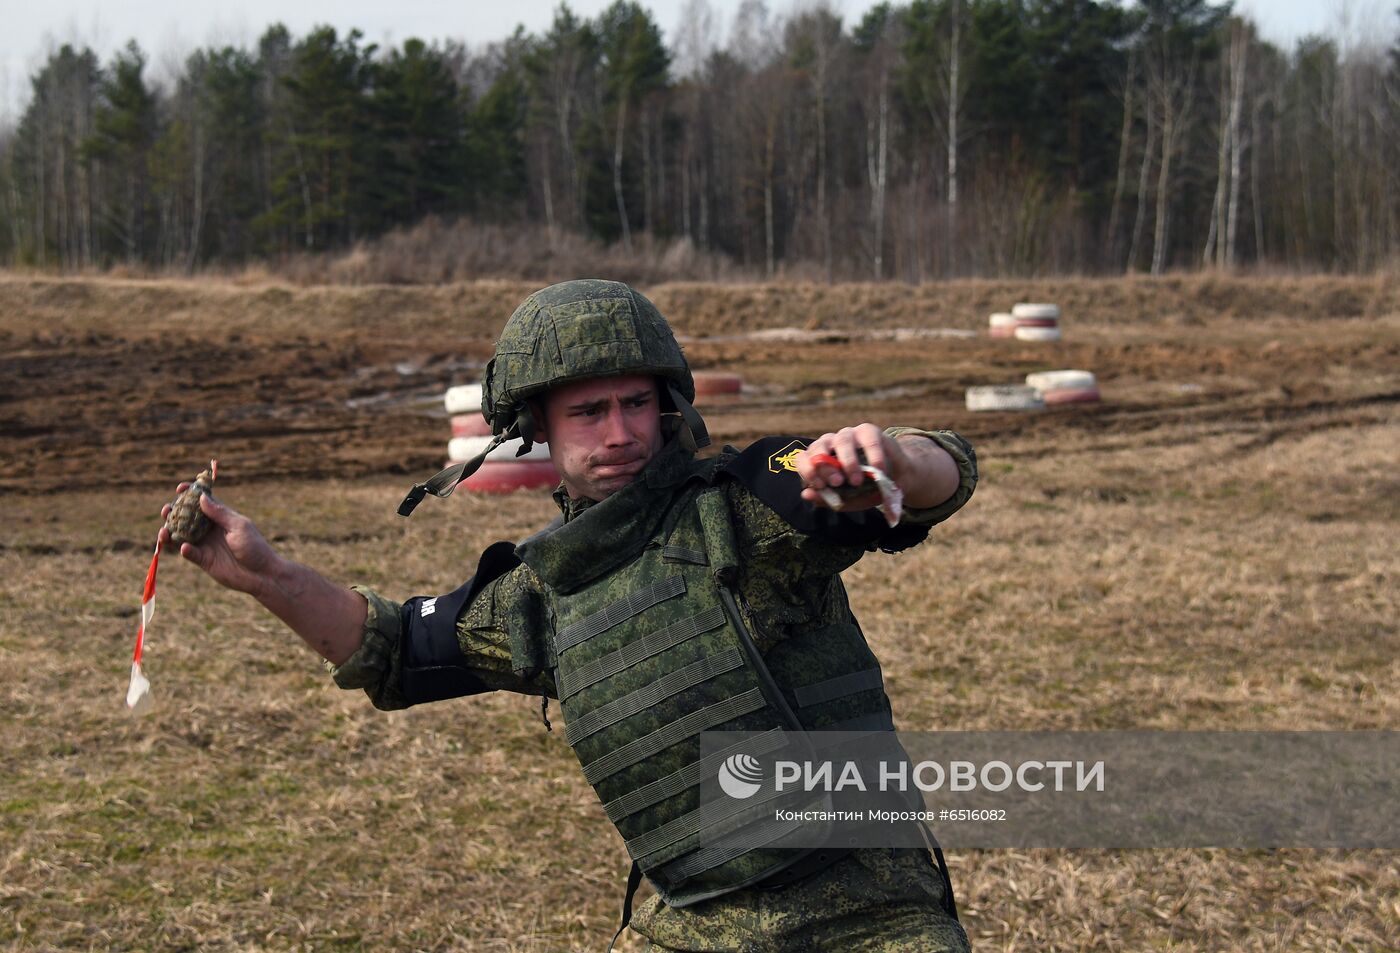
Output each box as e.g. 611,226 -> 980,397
1026,370 -> 1097,392
693,371 -> 743,396
989,313 -> 1017,338
459,460 -> 560,494
1014,326 -> 1063,342
1011,302 -> 1061,319
449,435 -> 552,463
444,383 -> 484,414
1042,386 -> 1102,405
1014,317 -> 1060,329
450,414 -> 493,437
965,385 -> 1045,412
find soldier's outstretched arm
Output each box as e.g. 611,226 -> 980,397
159,488 -> 367,666
794,423 -> 961,511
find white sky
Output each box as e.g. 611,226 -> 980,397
1,0 -> 1394,124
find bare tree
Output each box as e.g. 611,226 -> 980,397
1146,38 -> 1199,274
855,8 -> 899,280
1107,47 -> 1138,267
674,0 -> 717,243
731,0 -> 784,275
788,3 -> 842,282
904,0 -> 968,278
945,0 -> 962,275
1127,87 -> 1157,272
1223,19 -> 1250,267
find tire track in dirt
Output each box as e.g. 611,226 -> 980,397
1,320 -> 1396,494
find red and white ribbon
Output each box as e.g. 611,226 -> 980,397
126,539 -> 161,712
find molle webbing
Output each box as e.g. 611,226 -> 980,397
819,711 -> 896,734
556,576 -> 686,653
603,728 -> 787,824
629,775 -> 797,866
661,545 -> 708,565
793,668 -> 884,708
582,689 -> 765,785
658,810 -> 809,886
564,649 -> 745,745
558,606 -> 726,701
541,466 -> 900,907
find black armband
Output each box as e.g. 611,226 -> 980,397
399,540 -> 521,706
719,435 -> 930,552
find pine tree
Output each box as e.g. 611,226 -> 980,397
594,0 -> 670,249
464,33 -> 530,216
373,38 -> 467,227
275,26 -> 376,249
86,42 -> 157,265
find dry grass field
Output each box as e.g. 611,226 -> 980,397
1,272 -> 1398,951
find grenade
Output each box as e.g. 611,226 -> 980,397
803,452 -> 903,527
165,460 -> 218,546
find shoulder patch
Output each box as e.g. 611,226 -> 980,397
766,438 -> 809,475
718,435 -> 929,551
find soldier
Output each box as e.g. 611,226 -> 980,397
162,280 -> 977,952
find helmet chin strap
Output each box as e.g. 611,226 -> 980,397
513,405 -> 538,455
398,423 -> 517,517
666,381 -> 710,452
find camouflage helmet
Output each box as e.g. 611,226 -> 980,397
398,279 -> 709,517
481,279 -> 696,431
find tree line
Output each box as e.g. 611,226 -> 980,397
2,0 -> 1399,280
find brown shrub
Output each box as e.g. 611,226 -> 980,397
269,216 -> 754,286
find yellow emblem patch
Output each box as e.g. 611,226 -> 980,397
767,439 -> 809,475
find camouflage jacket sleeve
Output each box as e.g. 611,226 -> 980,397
883,426 -> 978,528
722,427 -> 977,560
719,428 -> 976,650
327,563 -> 557,710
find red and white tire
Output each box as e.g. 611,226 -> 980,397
965,385 -> 1045,412
1026,370 -> 1097,392
1014,326 -> 1062,342
444,383 -> 484,414
449,435 -> 552,463
1042,386 -> 1102,405
693,371 -> 743,396
459,460 -> 560,493
988,313 -> 1016,338
1014,317 -> 1060,329
450,414 -> 493,437
1012,302 -> 1060,320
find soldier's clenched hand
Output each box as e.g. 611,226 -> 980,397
159,489 -> 276,597
795,424 -> 902,507
795,424 -> 960,512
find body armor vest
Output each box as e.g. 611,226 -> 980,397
516,452 -> 895,907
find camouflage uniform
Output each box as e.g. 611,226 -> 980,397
333,427 -> 977,952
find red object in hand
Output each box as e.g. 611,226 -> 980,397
800,448 -> 904,527
802,451 -> 881,503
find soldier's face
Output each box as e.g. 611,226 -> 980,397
538,375 -> 664,501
